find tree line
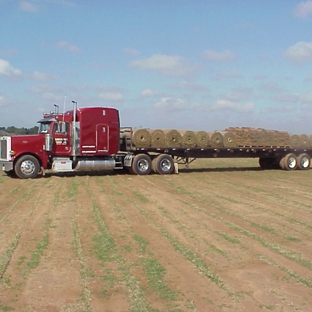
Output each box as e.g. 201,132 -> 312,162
0,126 -> 39,135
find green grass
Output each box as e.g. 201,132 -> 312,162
143,258 -> 177,301
216,231 -> 240,244
26,219 -> 51,270
0,233 -> 21,280
0,304 -> 14,311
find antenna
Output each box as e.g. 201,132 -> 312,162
62,94 -> 66,123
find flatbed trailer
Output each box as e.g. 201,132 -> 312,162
0,103 -> 311,178
117,132 -> 312,174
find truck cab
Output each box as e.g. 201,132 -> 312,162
0,104 -> 120,178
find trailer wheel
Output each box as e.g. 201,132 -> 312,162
131,154 -> 152,175
282,153 -> 298,170
153,154 -> 174,174
14,155 -> 40,179
279,157 -> 285,170
297,153 -> 310,170
259,157 -> 273,169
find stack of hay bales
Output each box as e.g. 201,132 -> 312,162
129,127 -> 312,149
224,127 -> 291,147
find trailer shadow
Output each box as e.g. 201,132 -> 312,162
178,166 -> 263,173
40,165 -> 311,178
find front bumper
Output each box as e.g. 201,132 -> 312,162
0,161 -> 13,172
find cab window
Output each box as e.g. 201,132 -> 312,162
53,122 -> 68,134
38,123 -> 51,133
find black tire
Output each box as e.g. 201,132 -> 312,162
297,153 -> 310,170
131,154 -> 152,175
282,153 -> 298,170
153,154 -> 174,174
14,155 -> 40,179
279,157 -> 285,170
259,157 -> 273,169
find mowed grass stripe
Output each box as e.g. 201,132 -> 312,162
92,175 -> 195,311
120,182 -> 237,300
138,174 -> 312,284
0,179 -> 41,224
84,176 -> 155,312
149,172 -> 312,257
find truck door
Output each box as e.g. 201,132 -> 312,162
53,122 -> 71,155
96,124 -> 109,153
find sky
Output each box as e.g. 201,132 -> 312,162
1,0 -> 312,134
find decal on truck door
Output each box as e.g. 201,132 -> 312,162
96,124 -> 109,153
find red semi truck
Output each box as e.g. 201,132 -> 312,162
0,102 -> 311,179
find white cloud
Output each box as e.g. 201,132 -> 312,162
225,87 -> 253,102
29,84 -> 63,102
201,49 -> 236,62
125,48 -> 140,56
271,93 -> 300,103
301,92 -> 312,103
128,54 -> 201,77
18,0 -> 75,12
154,97 -> 187,111
284,41 -> 312,64
212,70 -> 243,80
168,81 -> 208,91
141,89 -> 158,97
304,72 -> 312,81
99,92 -> 124,102
56,41 -> 80,52
294,1 -> 312,18
0,59 -> 22,78
19,1 -> 38,12
212,100 -> 254,112
30,71 -> 58,81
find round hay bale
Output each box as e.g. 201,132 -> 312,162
165,130 -> 182,147
150,129 -> 165,148
195,131 -> 210,147
300,134 -> 309,148
181,130 -> 197,147
309,135 -> 312,148
132,128 -> 151,147
290,134 -> 301,148
210,132 -> 224,148
221,131 -> 237,148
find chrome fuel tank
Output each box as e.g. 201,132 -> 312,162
74,158 -> 115,171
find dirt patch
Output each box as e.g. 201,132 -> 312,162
1,158 -> 312,311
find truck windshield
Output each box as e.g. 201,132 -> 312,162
38,123 -> 51,133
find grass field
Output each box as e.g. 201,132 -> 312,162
0,158 -> 312,311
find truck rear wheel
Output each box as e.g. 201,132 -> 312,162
130,154 -> 152,175
297,153 -> 310,170
14,155 -> 40,179
282,153 -> 297,170
152,154 -> 174,174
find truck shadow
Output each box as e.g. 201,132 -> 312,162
41,166 -> 311,178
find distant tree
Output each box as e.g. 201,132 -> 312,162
0,126 -> 39,135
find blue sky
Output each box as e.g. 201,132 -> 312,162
1,0 -> 312,134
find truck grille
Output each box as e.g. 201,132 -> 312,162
0,139 -> 7,159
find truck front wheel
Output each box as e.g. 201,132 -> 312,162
130,154 -> 152,175
15,155 -> 40,179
